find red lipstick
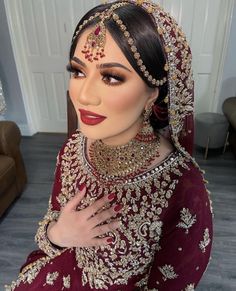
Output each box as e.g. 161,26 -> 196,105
79,109 -> 107,126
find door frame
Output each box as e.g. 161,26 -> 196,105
4,0 -> 39,135
4,0 -> 235,135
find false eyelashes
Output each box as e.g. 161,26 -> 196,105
66,63 -> 125,86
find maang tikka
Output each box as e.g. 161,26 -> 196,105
81,2 -> 128,62
81,22 -> 106,62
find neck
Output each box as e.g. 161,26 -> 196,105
101,118 -> 143,146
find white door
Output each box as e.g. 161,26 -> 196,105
4,0 -> 101,133
5,0 -> 234,133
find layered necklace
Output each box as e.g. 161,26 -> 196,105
89,133 -> 160,180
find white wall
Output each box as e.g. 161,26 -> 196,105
0,0 -> 27,129
1,0 -> 235,133
218,1 -> 236,112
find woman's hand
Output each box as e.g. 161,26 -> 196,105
47,186 -> 121,248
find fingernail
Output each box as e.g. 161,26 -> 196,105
107,237 -> 113,244
108,193 -> 116,200
78,184 -> 86,191
114,204 -> 122,212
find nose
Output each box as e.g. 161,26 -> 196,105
77,76 -> 101,106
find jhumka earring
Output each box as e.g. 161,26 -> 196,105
136,103 -> 157,142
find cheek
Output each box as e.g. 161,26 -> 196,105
105,88 -> 145,115
69,80 -> 78,107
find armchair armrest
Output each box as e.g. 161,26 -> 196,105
0,121 -> 27,192
0,121 -> 21,156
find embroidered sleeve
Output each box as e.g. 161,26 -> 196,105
34,202 -> 64,258
35,148 -> 67,258
146,164 -> 213,291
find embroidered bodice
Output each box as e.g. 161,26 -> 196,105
6,131 -> 213,291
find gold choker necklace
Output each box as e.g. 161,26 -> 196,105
89,135 -> 160,179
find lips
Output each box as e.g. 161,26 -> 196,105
79,109 -> 107,126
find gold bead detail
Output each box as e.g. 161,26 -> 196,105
136,0 -> 144,5
164,63 -> 169,71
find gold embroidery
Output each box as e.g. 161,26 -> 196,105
199,228 -> 211,253
5,257 -> 52,291
57,132 -> 189,289
176,208 -> 197,234
34,198 -> 66,258
63,275 -> 71,289
158,264 -> 178,281
134,271 -> 160,290
5,132 -> 195,290
54,152 -> 60,175
134,272 -> 150,289
44,271 -> 59,286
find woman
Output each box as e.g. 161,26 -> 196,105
6,1 -> 213,290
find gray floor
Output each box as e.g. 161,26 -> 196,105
0,133 -> 236,290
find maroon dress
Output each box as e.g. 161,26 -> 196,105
6,131 -> 213,291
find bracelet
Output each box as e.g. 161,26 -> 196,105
35,211 -> 66,258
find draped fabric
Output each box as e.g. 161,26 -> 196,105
6,132 -> 213,291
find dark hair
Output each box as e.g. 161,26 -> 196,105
69,1 -> 168,130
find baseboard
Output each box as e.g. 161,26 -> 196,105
18,123 -> 35,136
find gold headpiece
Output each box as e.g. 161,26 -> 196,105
81,2 -> 128,62
73,0 -> 194,155
73,1 -> 167,87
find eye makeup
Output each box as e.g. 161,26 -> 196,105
67,62 -> 126,86
66,63 -> 85,79
101,69 -> 125,86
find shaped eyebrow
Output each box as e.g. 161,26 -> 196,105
71,56 -> 132,72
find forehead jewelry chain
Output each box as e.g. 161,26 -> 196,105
75,1 -> 168,86
81,2 -> 128,62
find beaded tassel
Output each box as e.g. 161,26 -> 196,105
81,23 -> 106,62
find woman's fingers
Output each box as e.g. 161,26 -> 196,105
56,189 -> 122,248
89,203 -> 122,227
89,236 -> 115,247
91,220 -> 121,238
64,185 -> 86,211
83,193 -> 116,218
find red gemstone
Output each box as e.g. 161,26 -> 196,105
94,26 -> 101,36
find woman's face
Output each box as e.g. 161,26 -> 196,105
69,27 -> 158,145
